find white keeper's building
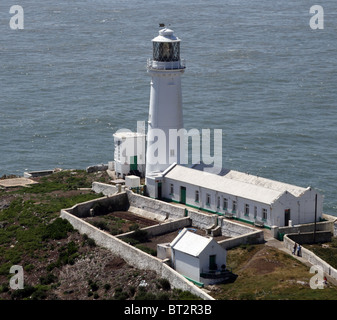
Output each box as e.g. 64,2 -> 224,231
158,163 -> 323,228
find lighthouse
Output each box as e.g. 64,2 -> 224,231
145,27 -> 186,198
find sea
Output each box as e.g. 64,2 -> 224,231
1,0 -> 337,215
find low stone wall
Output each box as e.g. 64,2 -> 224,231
126,190 -> 186,221
278,219 -> 334,238
218,230 -> 264,250
219,217 -> 258,237
117,217 -> 192,239
92,182 -> 118,196
60,209 -> 214,300
287,231 -> 332,244
283,234 -> 337,281
188,210 -> 218,230
67,193 -> 128,218
86,164 -> 108,173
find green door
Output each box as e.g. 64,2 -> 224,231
157,182 -> 162,200
209,255 -> 217,270
130,156 -> 137,171
180,186 -> 186,204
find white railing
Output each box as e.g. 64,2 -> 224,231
147,58 -> 186,70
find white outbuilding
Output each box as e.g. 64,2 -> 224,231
170,228 -> 227,285
113,131 -> 146,178
161,163 -> 323,228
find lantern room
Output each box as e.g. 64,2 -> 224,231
152,28 -> 180,62
147,27 -> 185,70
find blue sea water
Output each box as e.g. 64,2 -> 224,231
1,0 -> 337,215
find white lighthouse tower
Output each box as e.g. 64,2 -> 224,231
145,26 -> 186,199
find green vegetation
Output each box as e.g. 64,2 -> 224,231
0,170 -> 200,300
304,237 -> 337,269
211,244 -> 337,300
0,170 -> 104,299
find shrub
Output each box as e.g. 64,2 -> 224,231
41,218 -> 74,240
129,286 -> 136,297
131,229 -> 148,243
11,285 -> 36,300
135,245 -> 157,256
87,238 -> 96,247
157,278 -> 171,291
31,285 -> 48,300
88,280 -> 99,292
114,287 -> 129,300
129,223 -> 139,231
157,292 -> 170,300
104,283 -> 111,291
40,273 -> 58,285
92,220 -> 109,231
47,241 -> 79,271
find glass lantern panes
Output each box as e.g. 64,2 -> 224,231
153,42 -> 180,62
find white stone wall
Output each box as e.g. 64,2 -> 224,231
60,209 -> 214,300
188,209 -> 218,230
126,190 -> 186,221
283,235 -> 337,281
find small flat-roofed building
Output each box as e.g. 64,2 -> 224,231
160,164 -> 323,228
170,228 -> 227,285
113,131 -> 146,178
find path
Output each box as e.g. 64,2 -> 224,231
263,228 -> 337,286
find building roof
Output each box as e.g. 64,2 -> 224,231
164,164 -> 307,205
224,170 -> 307,198
170,228 -> 213,257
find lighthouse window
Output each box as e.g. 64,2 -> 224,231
153,42 -> 180,62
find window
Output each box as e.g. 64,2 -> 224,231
262,208 -> 268,220
170,149 -> 175,157
217,197 -> 220,208
223,198 -> 228,210
153,41 -> 180,62
195,190 -> 199,203
232,200 -> 237,213
206,194 -> 211,206
245,204 -> 249,216
254,206 -> 257,219
170,184 -> 174,195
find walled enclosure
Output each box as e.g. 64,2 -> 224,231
59,188 -> 266,299
60,197 -> 214,300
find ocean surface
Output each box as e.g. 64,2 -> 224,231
1,0 -> 337,215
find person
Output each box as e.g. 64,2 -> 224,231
323,276 -> 328,286
297,244 -> 301,256
292,243 -> 297,255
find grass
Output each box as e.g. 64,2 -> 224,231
0,170 -> 103,277
0,170 -> 201,300
212,244 -> 337,300
304,237 -> 337,269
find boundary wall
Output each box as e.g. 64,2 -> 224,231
60,207 -> 214,300
283,234 -> 337,281
117,217 -> 191,239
